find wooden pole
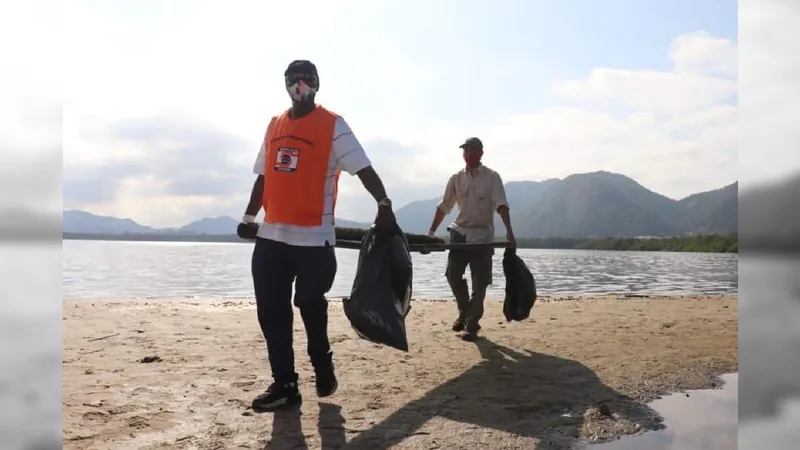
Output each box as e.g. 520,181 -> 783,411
334,227 -> 445,246
335,239 -> 508,253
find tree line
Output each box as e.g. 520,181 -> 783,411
63,232 -> 739,253
515,233 -> 738,253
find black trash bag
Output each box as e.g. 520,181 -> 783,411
502,247 -> 537,322
343,224 -> 413,351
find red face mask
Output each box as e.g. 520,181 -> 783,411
463,151 -> 482,168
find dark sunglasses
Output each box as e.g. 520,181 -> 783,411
285,72 -> 318,86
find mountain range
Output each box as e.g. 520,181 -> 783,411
394,172 -> 738,237
63,171 -> 739,239
62,210 -> 369,236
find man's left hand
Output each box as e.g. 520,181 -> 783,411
506,231 -> 516,248
375,204 -> 396,232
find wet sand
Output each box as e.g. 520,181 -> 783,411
63,295 -> 737,449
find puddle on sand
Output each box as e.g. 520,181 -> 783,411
590,373 -> 737,450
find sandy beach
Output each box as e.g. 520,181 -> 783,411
63,295 -> 737,449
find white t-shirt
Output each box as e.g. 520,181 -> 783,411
252,115 -> 371,247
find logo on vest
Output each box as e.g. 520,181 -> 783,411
274,147 -> 300,172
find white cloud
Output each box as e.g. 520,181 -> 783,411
554,31 -> 737,114
61,1 -> 739,227
555,68 -> 735,114
471,31 -> 738,200
670,31 -> 738,78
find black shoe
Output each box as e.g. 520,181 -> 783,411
251,382 -> 302,412
460,329 -> 478,342
453,319 -> 480,332
315,362 -> 338,398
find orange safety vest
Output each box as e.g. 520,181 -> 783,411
262,105 -> 340,227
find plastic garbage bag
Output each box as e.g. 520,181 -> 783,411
502,247 -> 537,321
343,224 -> 413,351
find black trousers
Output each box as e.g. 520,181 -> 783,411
445,229 -> 493,331
251,237 -> 337,385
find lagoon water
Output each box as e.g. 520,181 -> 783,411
62,240 -> 738,299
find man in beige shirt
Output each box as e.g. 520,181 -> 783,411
427,137 -> 516,341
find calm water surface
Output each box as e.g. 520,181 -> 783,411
62,240 -> 738,299
591,373 -> 737,450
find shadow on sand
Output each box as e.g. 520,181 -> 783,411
344,338 -> 662,449
264,402 -> 347,450
263,338 -> 663,449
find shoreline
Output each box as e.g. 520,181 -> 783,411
62,292 -> 737,302
62,235 -> 739,254
63,295 -> 738,449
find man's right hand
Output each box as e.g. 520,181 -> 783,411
237,220 -> 259,239
374,202 -> 396,233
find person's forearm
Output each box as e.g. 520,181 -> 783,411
498,205 -> 513,233
429,208 -> 446,234
244,175 -> 265,217
356,166 -> 389,202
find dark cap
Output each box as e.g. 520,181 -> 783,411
459,137 -> 483,151
284,60 -> 318,77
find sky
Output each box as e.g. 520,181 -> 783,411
1,0 -> 770,228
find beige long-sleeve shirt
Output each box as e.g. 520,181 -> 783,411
436,165 -> 509,243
